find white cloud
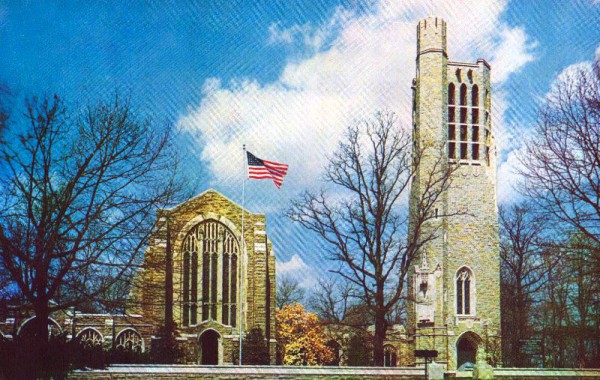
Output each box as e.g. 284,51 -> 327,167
268,22 -> 311,46
268,7 -> 354,52
177,0 -> 537,205
488,26 -> 537,84
496,147 -> 526,204
276,254 -> 317,288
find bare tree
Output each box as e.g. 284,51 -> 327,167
288,111 -> 454,365
309,277 -> 354,324
0,83 -> 11,147
514,60 -> 600,368
499,202 -> 559,367
518,59 -> 600,261
276,275 -> 305,309
0,95 -> 181,369
567,235 -> 600,367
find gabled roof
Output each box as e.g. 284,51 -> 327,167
163,188 -> 258,215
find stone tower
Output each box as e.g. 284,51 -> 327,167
407,17 -> 501,371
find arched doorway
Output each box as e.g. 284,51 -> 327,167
199,329 -> 220,365
456,331 -> 482,370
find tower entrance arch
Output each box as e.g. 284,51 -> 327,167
456,331 -> 482,370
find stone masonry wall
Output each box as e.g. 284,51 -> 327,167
130,189 -> 277,364
408,16 -> 501,371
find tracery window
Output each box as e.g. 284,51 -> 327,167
77,328 -> 104,347
182,219 -> 238,327
116,329 -> 143,352
456,267 -> 474,315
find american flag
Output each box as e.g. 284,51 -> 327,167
247,151 -> 288,189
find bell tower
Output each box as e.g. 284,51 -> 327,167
407,17 -> 501,371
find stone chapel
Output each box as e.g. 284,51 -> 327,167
130,189 -> 277,364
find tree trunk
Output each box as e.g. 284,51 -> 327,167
373,294 -> 387,367
373,315 -> 386,366
33,303 -> 50,342
32,300 -> 50,376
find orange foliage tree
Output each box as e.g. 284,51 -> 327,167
276,303 -> 334,366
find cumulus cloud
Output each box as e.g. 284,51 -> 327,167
268,7 -> 354,51
496,147 -> 526,204
488,26 -> 537,84
178,0 -> 537,206
276,254 -> 317,288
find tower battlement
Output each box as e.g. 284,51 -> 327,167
417,17 -> 447,56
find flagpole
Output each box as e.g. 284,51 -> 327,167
240,144 -> 246,365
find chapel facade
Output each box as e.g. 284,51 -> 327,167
406,17 -> 502,371
130,189 -> 277,364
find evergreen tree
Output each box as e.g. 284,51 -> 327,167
242,326 -> 269,365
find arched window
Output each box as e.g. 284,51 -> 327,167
456,267 -> 474,315
182,219 -> 239,327
77,328 -> 104,348
384,345 -> 398,367
116,329 -> 143,352
448,83 -> 455,105
460,84 -> 467,106
471,85 -> 479,107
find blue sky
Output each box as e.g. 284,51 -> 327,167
1,1 -> 599,290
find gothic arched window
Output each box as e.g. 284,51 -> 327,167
460,84 -> 467,106
471,85 -> 479,107
456,267 -> 474,315
18,317 -> 62,338
116,329 -> 143,352
181,219 -> 239,327
77,328 -> 104,348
